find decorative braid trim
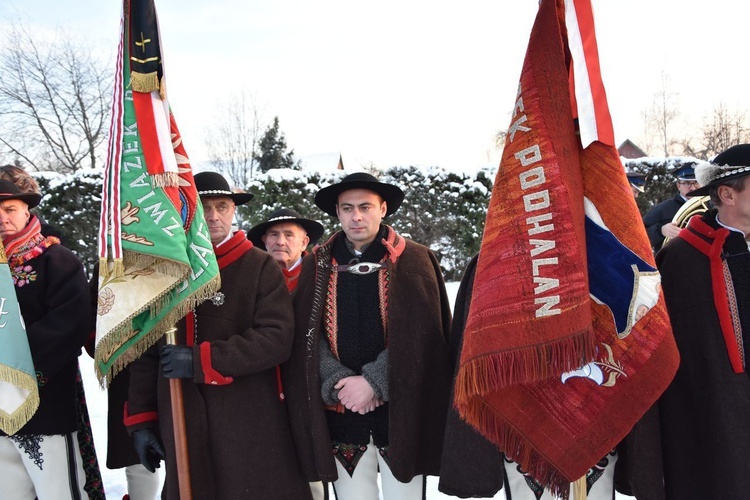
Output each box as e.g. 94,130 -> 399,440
722,261 -> 745,370
325,262 -> 340,360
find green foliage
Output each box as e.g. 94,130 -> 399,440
254,117 -> 300,173
235,167 -> 493,280
29,165 -> 495,282
34,169 -> 102,278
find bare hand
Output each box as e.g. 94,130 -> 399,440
334,376 -> 377,414
661,222 -> 681,239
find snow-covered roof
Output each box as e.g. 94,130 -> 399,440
297,153 -> 344,172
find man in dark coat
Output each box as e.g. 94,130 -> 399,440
629,144 -> 750,499
643,164 -> 700,251
283,173 -> 453,499
247,208 -> 324,291
126,172 -> 311,500
0,181 -> 92,499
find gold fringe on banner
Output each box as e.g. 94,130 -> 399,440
0,366 -> 40,435
130,71 -> 160,94
573,476 -> 587,500
94,272 -> 221,387
150,171 -> 180,189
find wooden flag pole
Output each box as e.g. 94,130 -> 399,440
573,475 -> 587,500
165,327 -> 193,500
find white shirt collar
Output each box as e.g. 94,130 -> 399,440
288,256 -> 303,271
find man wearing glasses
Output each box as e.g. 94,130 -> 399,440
643,164 -> 701,251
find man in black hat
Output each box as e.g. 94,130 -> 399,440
0,180 -> 92,499
283,173 -> 453,500
624,144 -> 750,498
643,164 -> 701,251
248,208 -> 324,291
127,172 -> 312,500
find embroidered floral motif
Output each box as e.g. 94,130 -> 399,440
9,434 -> 44,470
332,441 -> 368,477
11,264 -> 37,287
36,371 -> 47,387
97,287 -> 115,315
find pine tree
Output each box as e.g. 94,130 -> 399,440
254,117 -> 300,173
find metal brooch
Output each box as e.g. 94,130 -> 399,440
210,292 -> 225,306
347,262 -> 384,275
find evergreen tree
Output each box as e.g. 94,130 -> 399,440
254,116 -> 300,173
35,170 -> 102,277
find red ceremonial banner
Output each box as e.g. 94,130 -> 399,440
453,0 -> 679,496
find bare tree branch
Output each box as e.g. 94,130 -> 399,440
0,21 -> 111,172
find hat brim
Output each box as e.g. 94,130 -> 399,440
0,192 -> 42,209
315,180 -> 404,218
247,218 -> 325,249
199,191 -> 254,206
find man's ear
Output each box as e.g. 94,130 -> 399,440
718,185 -> 735,206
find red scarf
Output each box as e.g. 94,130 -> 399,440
214,230 -> 253,269
3,215 -> 59,266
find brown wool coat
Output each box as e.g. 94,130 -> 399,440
283,228 -> 453,483
128,237 -> 311,500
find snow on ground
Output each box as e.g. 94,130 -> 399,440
79,281 -> 631,499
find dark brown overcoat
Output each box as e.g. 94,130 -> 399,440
283,227 -> 453,483
128,232 -> 311,500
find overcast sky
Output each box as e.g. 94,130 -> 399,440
1,1 -> 748,172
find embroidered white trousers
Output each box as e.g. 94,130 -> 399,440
0,432 -> 88,500
332,439 -> 423,500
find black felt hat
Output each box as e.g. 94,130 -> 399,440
247,208 -> 325,249
314,172 -> 404,218
691,144 -> 750,197
0,180 -> 41,209
194,172 -> 254,206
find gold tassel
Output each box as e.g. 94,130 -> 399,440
130,71 -> 160,94
573,476 -> 587,500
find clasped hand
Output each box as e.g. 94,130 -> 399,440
335,376 -> 383,415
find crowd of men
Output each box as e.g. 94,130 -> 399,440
1,144 -> 750,499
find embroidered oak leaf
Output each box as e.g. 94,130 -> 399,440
121,232 -> 155,246
121,202 -> 140,225
129,267 -> 156,277
98,287 -> 116,315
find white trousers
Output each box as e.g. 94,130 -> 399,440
332,440 -> 423,500
125,463 -> 162,500
0,432 -> 88,500
310,480 -> 327,500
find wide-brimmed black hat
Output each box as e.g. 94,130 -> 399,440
0,179 -> 41,209
247,208 -> 325,249
314,172 -> 404,218
691,144 -> 750,197
194,172 -> 254,206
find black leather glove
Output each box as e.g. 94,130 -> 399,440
160,344 -> 195,379
132,428 -> 165,473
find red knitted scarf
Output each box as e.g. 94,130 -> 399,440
3,215 -> 59,267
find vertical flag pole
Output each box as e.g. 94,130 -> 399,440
573,476 -> 587,500
165,327 -> 193,500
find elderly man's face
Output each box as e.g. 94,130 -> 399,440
262,222 -> 310,269
202,196 -> 235,244
336,189 -> 386,251
0,199 -> 30,240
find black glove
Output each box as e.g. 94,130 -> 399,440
132,428 -> 165,473
160,344 -> 194,379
